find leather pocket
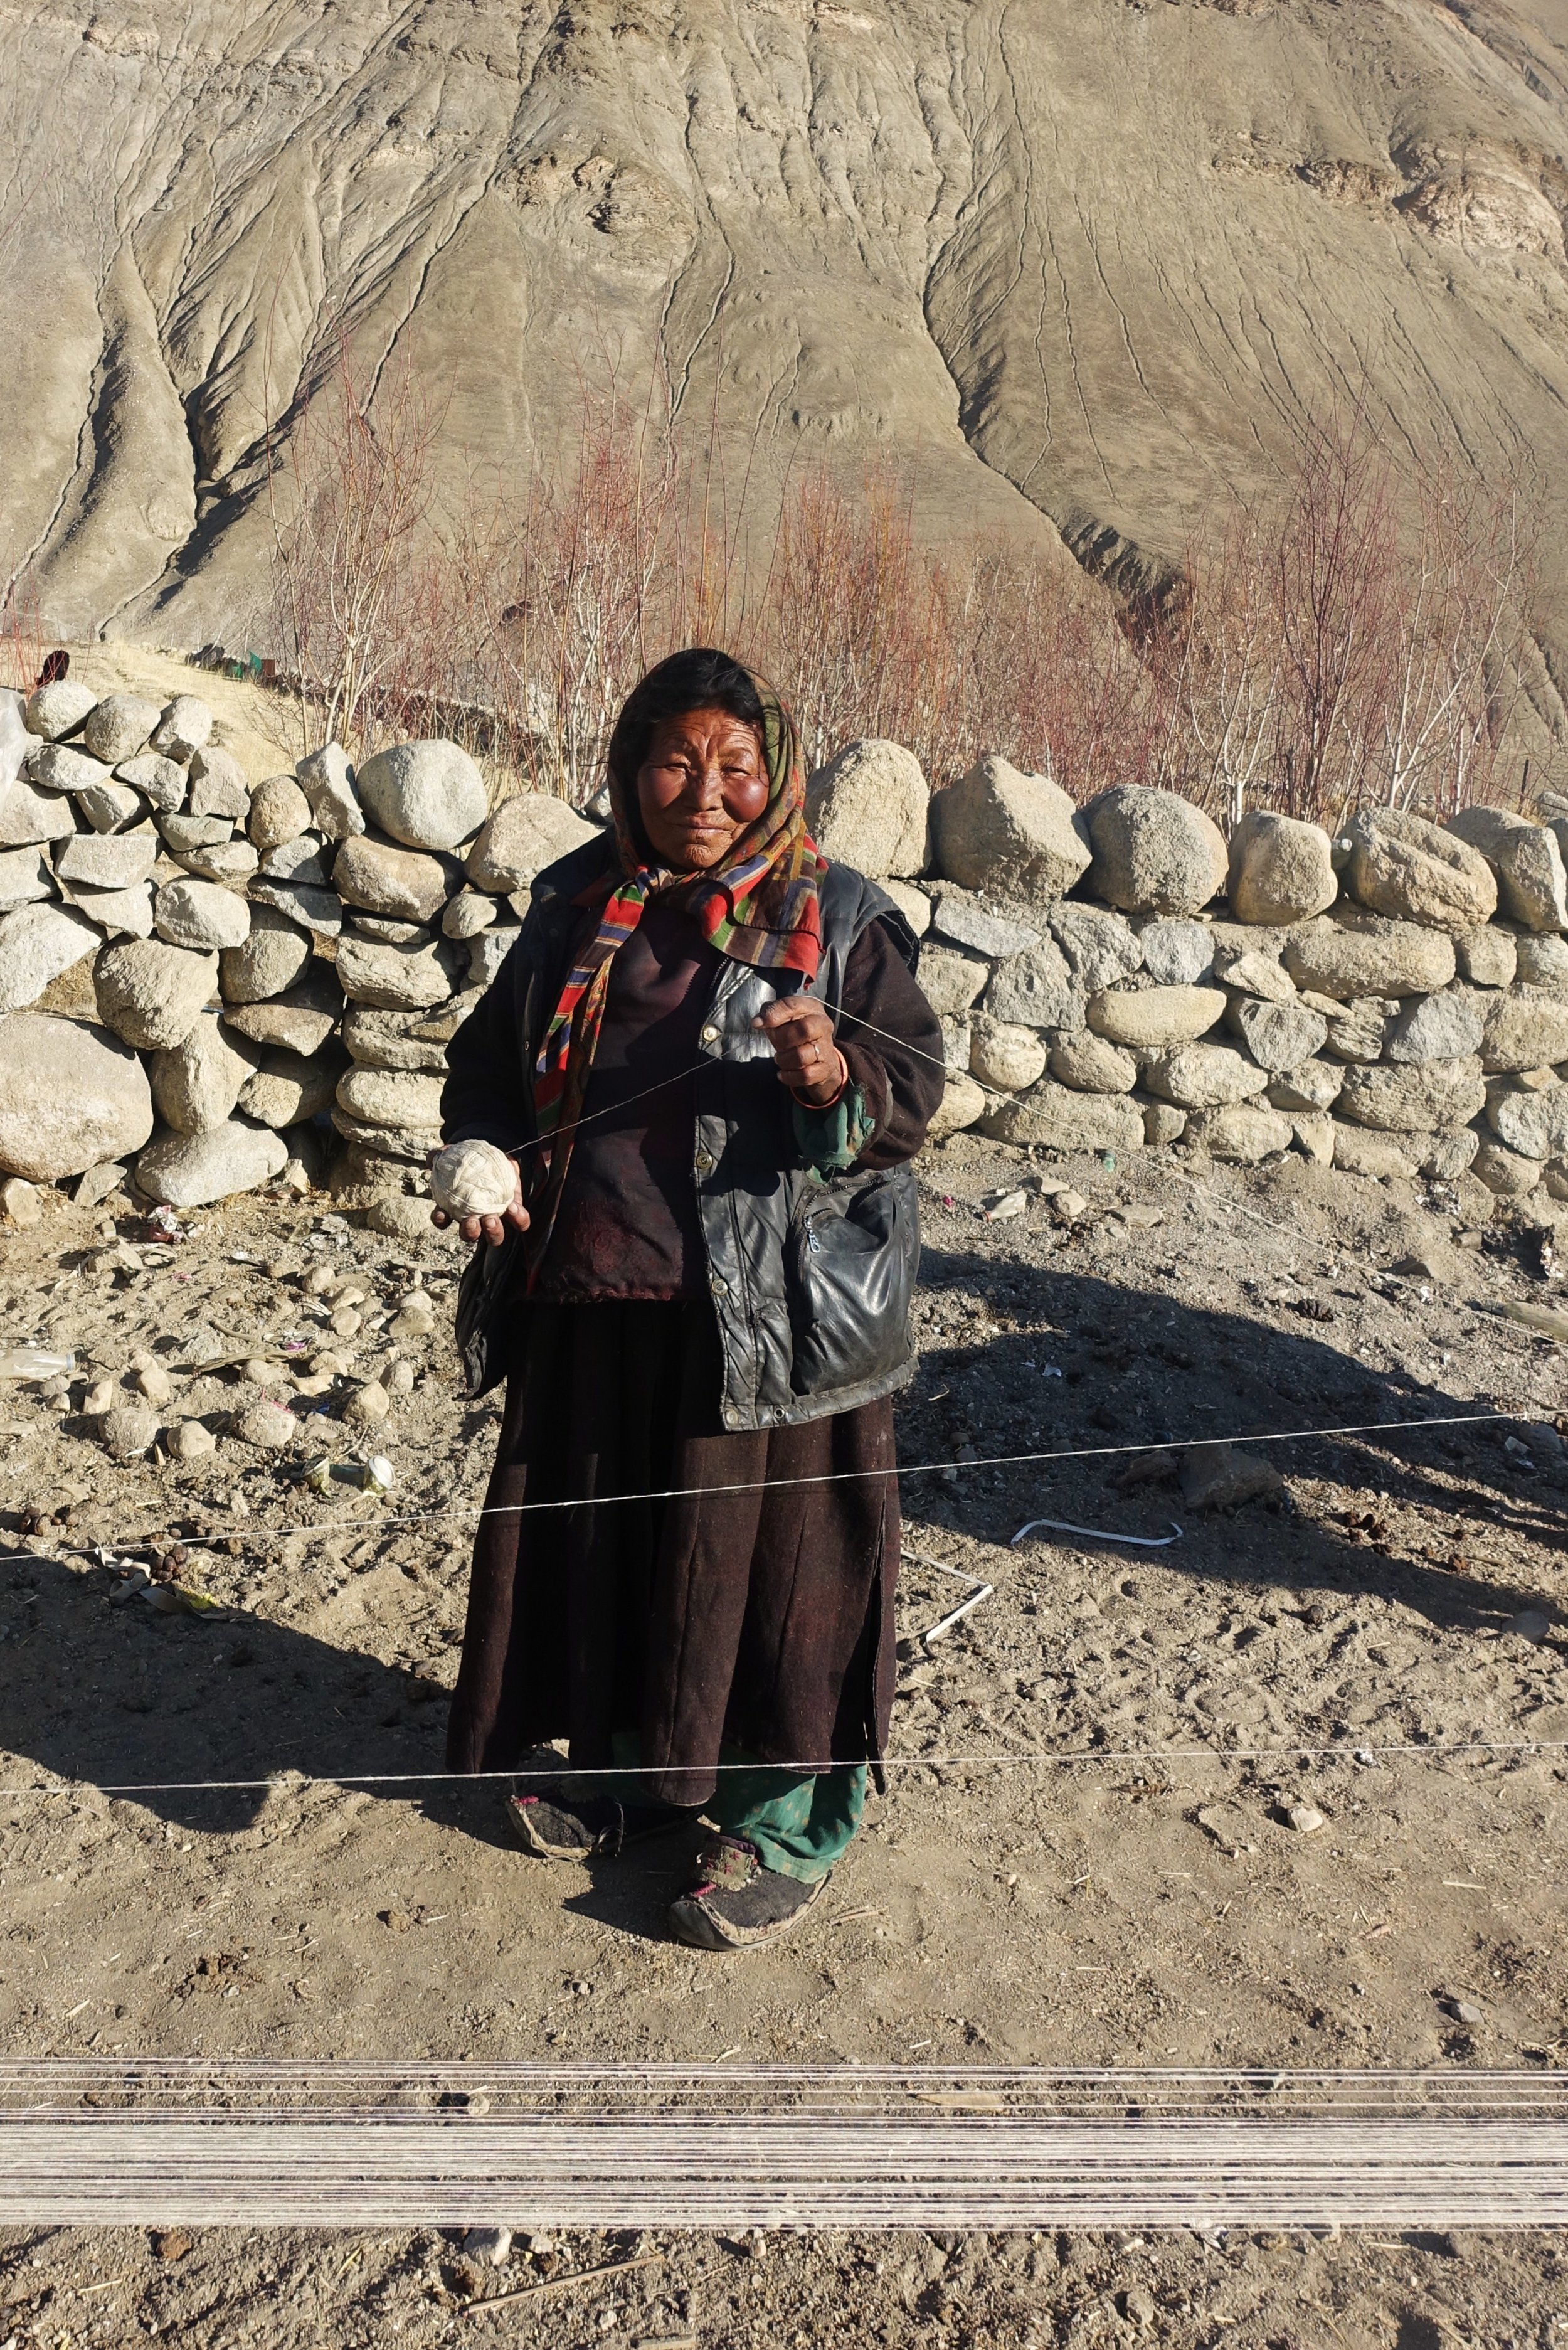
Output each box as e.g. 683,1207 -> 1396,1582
785,1164 -> 918,1399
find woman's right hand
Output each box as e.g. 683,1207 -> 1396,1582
430,1154 -> 530,1248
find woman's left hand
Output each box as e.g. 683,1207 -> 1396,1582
755,996 -> 847,1106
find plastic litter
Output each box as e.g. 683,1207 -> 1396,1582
0,1350 -> 73,1382
1010,1516 -> 1184,1550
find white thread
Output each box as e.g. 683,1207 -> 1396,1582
3,1733 -> 1563,1800
30,1408 -> 1515,1555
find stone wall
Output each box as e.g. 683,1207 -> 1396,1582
2,693 -> 1567,1220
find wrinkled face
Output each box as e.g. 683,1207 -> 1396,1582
635,706 -> 768,871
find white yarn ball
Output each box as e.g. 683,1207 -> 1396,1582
430,1139 -> 517,1218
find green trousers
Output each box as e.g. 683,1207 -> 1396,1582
592,1735 -> 866,1885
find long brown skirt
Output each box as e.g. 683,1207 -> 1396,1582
445,1300 -> 900,1805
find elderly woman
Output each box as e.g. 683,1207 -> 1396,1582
437,648 -> 943,1950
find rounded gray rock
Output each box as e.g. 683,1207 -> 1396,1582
247,775 -> 313,852
334,833 -> 452,923
1138,916 -> 1214,985
982,938 -> 1084,1031
1226,810 -> 1337,925
1088,984 -> 1227,1049
135,1119 -> 290,1206
1486,1083 -> 1568,1162
55,831 -> 159,891
94,939 -> 220,1051
1084,784 -> 1227,915
1142,1042 -> 1270,1109
1480,988 -> 1568,1073
805,739 -> 929,876
187,746 -> 251,821
1448,807 -> 1568,933
336,1065 -> 446,1130
23,681 -> 97,741
240,1047 -> 345,1129
150,696 -> 214,762
114,751 -> 188,811
465,792 -> 596,892
1345,807 -> 1496,933
295,743 -> 364,841
149,1014 -> 260,1135
978,1082 -> 1145,1154
0,901 -> 100,1012
355,739 -> 489,852
335,935 -> 454,1010
82,693 -> 161,766
1515,935 -> 1568,992
931,755 -> 1092,901
1385,991 -> 1485,1065
1227,997 -> 1329,1072
1283,912 -> 1457,999
1047,1031 -> 1138,1093
1336,1056 -> 1486,1134
1188,1102 -> 1294,1163
218,904 -> 313,1004
155,876 -> 251,952
0,781 -> 76,848
0,1012 -> 154,1179
101,1403 -> 161,1462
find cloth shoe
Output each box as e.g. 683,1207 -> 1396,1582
666,1833 -> 829,1950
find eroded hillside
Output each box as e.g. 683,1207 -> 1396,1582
5,0 -> 1568,719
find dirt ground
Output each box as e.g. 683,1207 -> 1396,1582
3,1125 -> 1568,2344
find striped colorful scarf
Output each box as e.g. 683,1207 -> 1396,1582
526,669 -> 826,1275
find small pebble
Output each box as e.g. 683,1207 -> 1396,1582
1,1176 -> 41,1228
235,1400 -> 297,1451
1503,1608 -> 1551,1644
166,1419 -> 216,1462
101,1405 -> 159,1462
1450,1999 -> 1484,2026
331,1307 -> 363,1337
131,1362 -> 173,1406
1283,1804 -> 1325,1834
343,1381 -> 391,1425
83,1376 -> 117,1415
388,1361 -> 416,1395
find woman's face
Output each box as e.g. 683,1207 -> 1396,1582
635,706 -> 768,870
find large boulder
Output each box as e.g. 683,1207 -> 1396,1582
82,693 -> 161,765
1480,987 -> 1568,1073
1227,997 -> 1328,1072
0,1013 -> 154,1178
335,934 -> 455,1009
982,938 -> 1084,1031
149,1014 -> 260,1134
0,902 -> 99,1012
1084,784 -> 1227,915
1282,910 -> 1457,999
1142,1042 -> 1270,1109
466,792 -> 598,893
1226,810 -> 1338,925
1344,807 -> 1496,933
155,876 -> 251,952
356,739 -> 487,851
1448,807 -> 1568,933
24,681 -> 96,741
930,755 -> 1091,900
334,834 -> 452,923
805,740 -> 928,876
218,904 -> 314,1004
1087,984 -> 1226,1049
978,1082 -> 1145,1154
1335,1056 -> 1486,1133
26,742 -> 112,795
135,1119 -> 289,1206
95,940 -> 219,1051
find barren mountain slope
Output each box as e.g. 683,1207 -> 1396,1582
5,0 -> 1568,698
